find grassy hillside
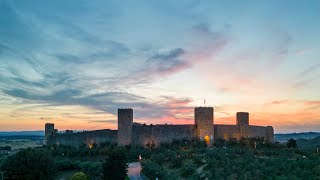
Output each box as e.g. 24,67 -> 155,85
0,131 -> 44,136
275,132 -> 320,142
297,136 -> 320,149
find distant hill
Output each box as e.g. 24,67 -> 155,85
1,131 -> 319,141
275,132 -> 320,142
297,136 -> 320,149
0,131 -> 44,136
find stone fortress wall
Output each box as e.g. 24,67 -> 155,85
45,123 -> 54,145
214,112 -> 274,142
195,107 -> 214,144
132,124 -> 196,147
46,107 -> 274,147
118,109 -> 133,146
47,129 -> 117,147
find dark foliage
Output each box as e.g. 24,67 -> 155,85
141,160 -> 167,179
141,138 -> 320,179
71,172 -> 87,180
0,146 -> 11,151
102,149 -> 128,180
181,164 -> 196,177
287,138 -> 297,148
1,148 -> 55,180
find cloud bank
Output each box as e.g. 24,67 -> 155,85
0,0 -> 319,132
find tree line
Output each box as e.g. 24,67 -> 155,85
0,138 -> 318,180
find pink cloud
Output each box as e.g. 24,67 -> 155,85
269,99 -> 290,105
135,96 -> 194,125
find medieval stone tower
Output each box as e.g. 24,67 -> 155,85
266,126 -> 274,142
117,108 -> 133,146
45,123 -> 54,145
195,107 -> 214,143
237,112 -> 249,138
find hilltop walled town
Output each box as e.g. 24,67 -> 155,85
45,107 -> 274,147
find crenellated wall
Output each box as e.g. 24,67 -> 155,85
214,124 -> 274,142
47,129 -> 117,147
46,108 -> 274,147
214,125 -> 240,141
248,126 -> 267,138
132,123 -> 196,147
248,125 -> 274,142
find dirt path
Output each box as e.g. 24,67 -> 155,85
128,162 -> 143,180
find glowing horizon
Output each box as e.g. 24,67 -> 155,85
0,0 -> 320,133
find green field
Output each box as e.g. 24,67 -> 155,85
0,138 -> 42,150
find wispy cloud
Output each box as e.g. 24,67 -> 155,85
89,120 -> 117,124
297,63 -> 320,77
292,63 -> 320,89
0,0 -> 320,132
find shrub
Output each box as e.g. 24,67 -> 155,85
1,148 -> 55,180
71,172 -> 87,180
181,164 -> 196,177
141,160 -> 167,179
79,162 -> 103,180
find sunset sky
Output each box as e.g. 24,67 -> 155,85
0,0 -> 319,133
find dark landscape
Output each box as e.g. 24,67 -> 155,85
1,135 -> 320,179
1,0 -> 320,180
1,124 -> 320,179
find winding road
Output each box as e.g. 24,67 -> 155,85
128,162 -> 143,180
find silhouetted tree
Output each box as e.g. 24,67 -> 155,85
103,150 -> 128,180
78,162 -> 103,179
141,160 -> 167,179
0,146 -> 11,151
287,138 -> 297,148
1,148 -> 55,180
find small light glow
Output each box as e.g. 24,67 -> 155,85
204,135 -> 210,146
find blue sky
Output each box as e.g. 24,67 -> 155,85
0,0 -> 319,132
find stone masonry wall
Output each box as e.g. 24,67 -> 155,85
48,129 -> 117,147
46,108 -> 274,147
132,124 -> 196,147
214,125 -> 240,141
237,112 -> 250,138
118,109 -> 133,146
214,124 -> 274,142
195,107 -> 214,141
266,126 -> 274,142
45,123 -> 54,145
